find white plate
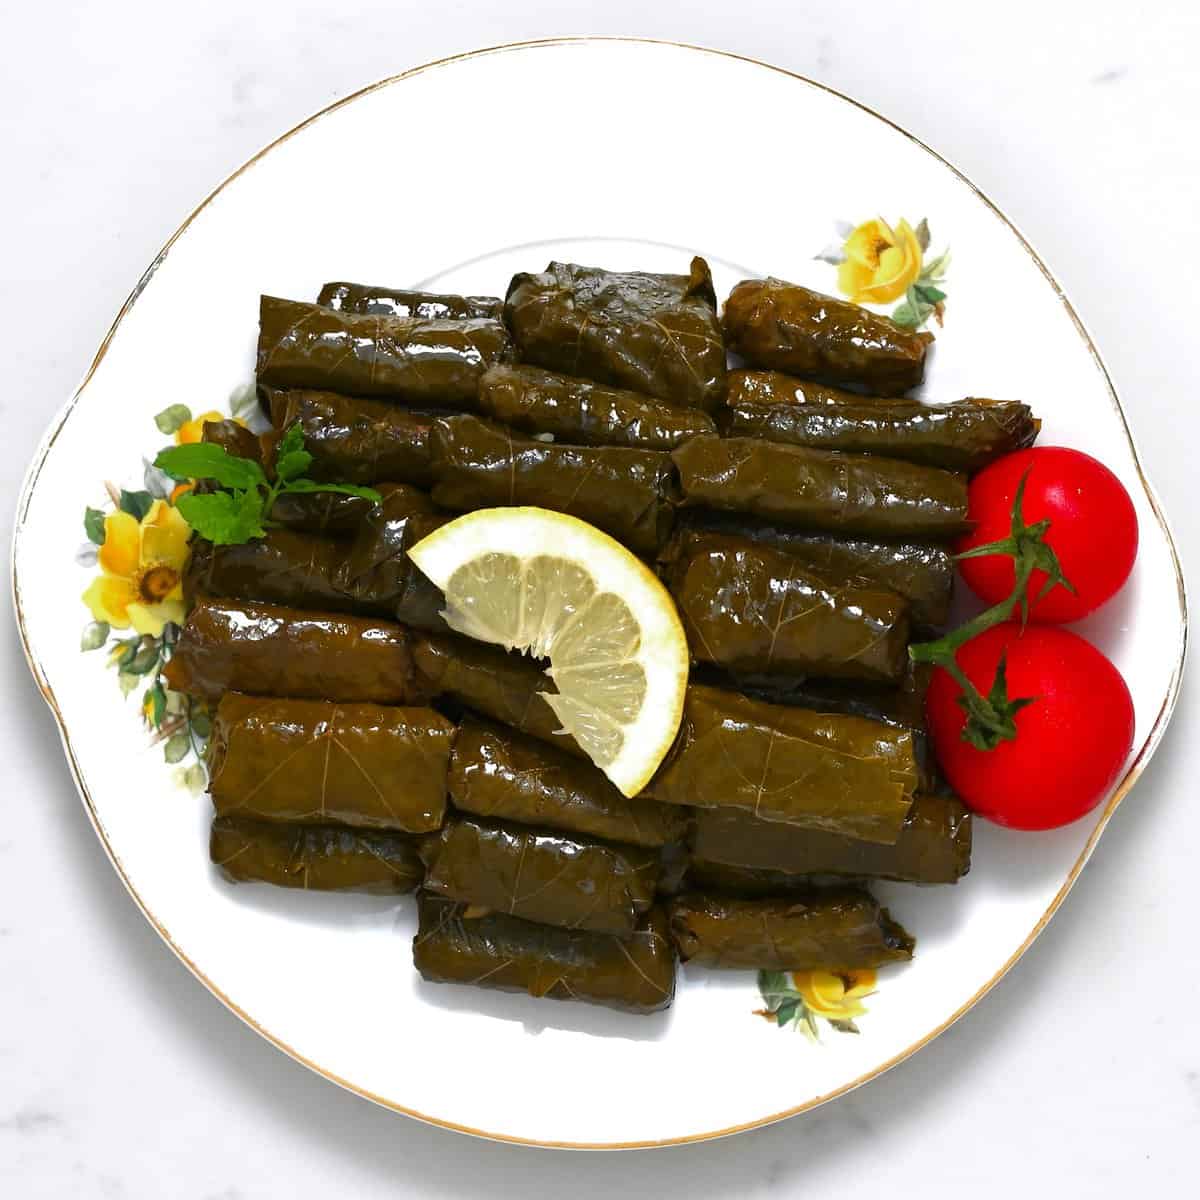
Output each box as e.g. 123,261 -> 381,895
11,38 -> 1186,1148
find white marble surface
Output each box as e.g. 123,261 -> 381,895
2,2 -> 1197,1194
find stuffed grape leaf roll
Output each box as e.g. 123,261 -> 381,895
669,513 -> 953,629
208,693 -> 453,832
651,685 -> 918,843
690,793 -> 972,884
334,485 -> 449,633
504,257 -> 726,411
414,897 -> 675,1014
256,296 -> 510,406
726,368 -> 906,409
667,533 -> 910,682
477,364 -> 717,450
262,387 -> 437,487
667,891 -> 915,970
449,719 -> 687,848
721,395 -> 1039,472
429,414 -> 676,555
723,278 -> 933,396
420,817 -> 659,935
317,281 -> 503,320
413,633 -> 585,758
163,598 -> 425,705
186,530 -> 358,615
683,861 -> 828,897
210,816 -> 424,893
672,436 -> 970,539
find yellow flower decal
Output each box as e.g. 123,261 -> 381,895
82,500 -> 191,637
791,969 -> 877,1021
175,409 -> 233,445
837,219 -> 923,304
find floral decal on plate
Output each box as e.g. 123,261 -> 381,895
817,217 -> 950,330
76,388 -> 257,785
755,968 -> 878,1039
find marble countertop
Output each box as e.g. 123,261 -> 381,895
3,2 -> 1197,1195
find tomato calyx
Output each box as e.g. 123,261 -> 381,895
910,470 -> 1072,750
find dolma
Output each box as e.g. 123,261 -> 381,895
210,815 -> 424,893
721,395 -> 1039,472
670,512 -> 953,629
449,719 -> 687,848
723,277 -> 933,396
504,257 -> 726,411
317,281 -> 503,320
668,891 -> 915,970
200,419 -> 375,532
186,530 -> 357,614
420,818 -> 659,935
263,386 -> 436,487
667,533 -> 910,682
690,793 -> 972,884
429,414 -> 676,556
651,685 -> 918,843
163,598 -> 425,705
256,295 -> 509,406
334,485 -> 449,632
209,693 -> 453,832
413,896 -> 675,1014
684,861 -> 828,897
477,364 -> 717,450
412,633 -> 585,758
726,368 -> 906,409
671,436 -> 970,539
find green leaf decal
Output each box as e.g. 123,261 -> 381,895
153,404 -> 192,435
84,507 -> 107,545
80,622 -> 110,651
164,733 -> 191,764
119,490 -> 154,521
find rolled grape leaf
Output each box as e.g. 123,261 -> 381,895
256,295 -> 510,406
334,485 -> 449,633
412,633 -> 585,758
163,598 -> 425,705
477,364 -> 717,450
262,387 -> 437,487
723,277 -> 932,396
429,414 -> 676,556
504,257 -> 726,411
667,890 -> 915,970
449,718 -> 687,848
420,817 -> 659,935
208,693 -> 453,832
684,860 -> 839,897
667,532 -> 910,682
317,281 -> 502,320
668,512 -> 953,629
721,394 -> 1039,473
413,896 -> 676,1014
691,792 -> 972,884
210,816 -> 424,893
672,436 -> 970,539
651,684 -> 918,843
725,368 -> 909,409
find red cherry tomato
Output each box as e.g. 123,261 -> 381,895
957,447 -> 1137,623
926,622 -> 1134,830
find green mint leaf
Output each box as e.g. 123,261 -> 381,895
119,490 -> 154,521
164,733 -> 191,764
80,622 -> 110,651
176,488 -> 266,545
153,404 -> 192,435
84,507 -> 106,545
914,217 -> 931,252
276,422 -> 305,459
275,448 -> 314,482
280,480 -> 383,501
154,443 -> 268,491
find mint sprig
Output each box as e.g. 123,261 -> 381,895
154,426 -> 381,546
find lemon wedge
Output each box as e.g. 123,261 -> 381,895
408,508 -> 689,796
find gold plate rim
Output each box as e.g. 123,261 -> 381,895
10,36 -> 1189,1150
